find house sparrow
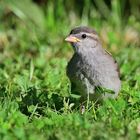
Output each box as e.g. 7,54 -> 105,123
65,26 -> 121,101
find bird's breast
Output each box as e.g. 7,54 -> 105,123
67,54 -> 83,79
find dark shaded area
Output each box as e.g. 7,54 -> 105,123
32,0 -> 138,20
18,86 -> 81,116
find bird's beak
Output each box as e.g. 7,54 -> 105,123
65,36 -> 81,43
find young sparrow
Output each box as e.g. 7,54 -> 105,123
65,26 -> 121,101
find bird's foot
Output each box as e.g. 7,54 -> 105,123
80,104 -> 85,114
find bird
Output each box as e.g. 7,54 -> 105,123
65,26 -> 121,102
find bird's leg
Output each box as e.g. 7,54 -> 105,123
86,89 -> 90,110
80,92 -> 89,114
80,79 -> 90,114
85,78 -> 90,110
79,96 -> 86,114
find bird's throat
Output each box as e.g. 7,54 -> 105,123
71,43 -> 78,52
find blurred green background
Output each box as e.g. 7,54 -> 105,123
0,0 -> 140,140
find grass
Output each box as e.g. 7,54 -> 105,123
0,0 -> 140,140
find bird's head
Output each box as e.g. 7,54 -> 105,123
65,26 -> 100,53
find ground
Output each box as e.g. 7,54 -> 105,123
0,0 -> 140,140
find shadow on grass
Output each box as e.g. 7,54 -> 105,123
18,87 -> 81,117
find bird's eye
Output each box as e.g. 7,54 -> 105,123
82,34 -> 86,39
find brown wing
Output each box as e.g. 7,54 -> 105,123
105,49 -> 120,78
